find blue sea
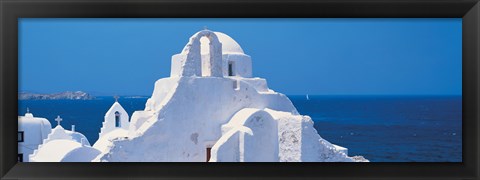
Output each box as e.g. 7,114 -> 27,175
18,95 -> 462,162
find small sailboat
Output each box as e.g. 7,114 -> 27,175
306,94 -> 310,100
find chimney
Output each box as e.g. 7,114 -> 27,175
81,138 -> 88,146
71,125 -> 75,132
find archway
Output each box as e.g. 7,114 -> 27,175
181,30 -> 223,77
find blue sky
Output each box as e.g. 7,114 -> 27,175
19,18 -> 462,96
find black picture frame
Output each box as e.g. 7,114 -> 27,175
1,0 -> 479,179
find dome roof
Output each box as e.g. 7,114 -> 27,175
66,130 -> 91,146
18,113 -> 52,142
200,31 -> 244,55
18,113 -> 51,128
30,139 -> 81,162
30,139 -> 100,162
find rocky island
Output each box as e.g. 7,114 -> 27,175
19,91 -> 95,100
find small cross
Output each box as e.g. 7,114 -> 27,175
203,26 -> 208,30
26,107 -> 30,114
55,115 -> 63,126
114,95 -> 119,102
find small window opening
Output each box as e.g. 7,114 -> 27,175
115,111 -> 121,127
18,131 -> 24,142
228,61 -> 234,76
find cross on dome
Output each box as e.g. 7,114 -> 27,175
114,95 -> 119,102
26,107 -> 30,114
55,115 -> 63,126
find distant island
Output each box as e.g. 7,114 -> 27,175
19,91 -> 95,100
123,96 -> 148,99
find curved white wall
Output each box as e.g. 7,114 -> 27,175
212,108 -> 279,162
18,113 -> 52,162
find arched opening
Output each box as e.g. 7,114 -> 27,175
114,111 -> 121,127
182,30 -> 223,77
200,36 -> 211,77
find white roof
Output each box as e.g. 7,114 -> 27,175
105,102 -> 126,117
18,113 -> 51,124
30,139 -> 100,162
43,125 -> 90,146
18,113 -> 52,143
93,128 -> 129,153
66,130 -> 91,146
43,125 -> 73,144
200,31 -> 245,55
30,139 -> 82,162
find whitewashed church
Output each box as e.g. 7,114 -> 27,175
18,30 -> 368,162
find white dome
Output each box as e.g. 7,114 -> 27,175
30,139 -> 100,162
66,130 -> 91,146
18,113 -> 52,143
30,139 -> 81,162
200,32 -> 244,55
